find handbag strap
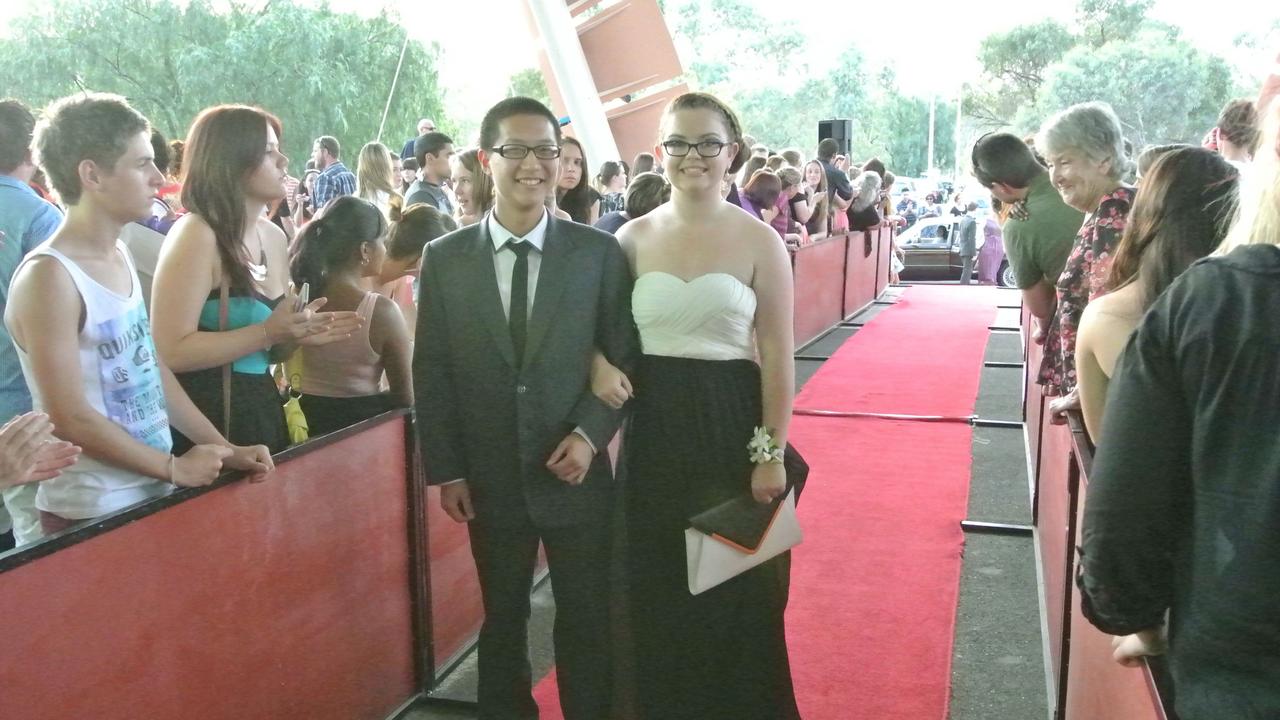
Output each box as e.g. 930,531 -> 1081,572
219,274 -> 232,440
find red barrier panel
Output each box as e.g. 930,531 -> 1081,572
792,234 -> 849,349
844,231 -> 880,320
1035,420 -> 1078,706
860,230 -> 880,312
1023,310 -> 1046,497
426,485 -> 484,677
0,415 -> 418,720
1065,476 -> 1167,720
874,224 -> 893,297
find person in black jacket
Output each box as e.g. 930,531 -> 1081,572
1078,91 -> 1280,719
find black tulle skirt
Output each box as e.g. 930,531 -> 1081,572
624,355 -> 800,720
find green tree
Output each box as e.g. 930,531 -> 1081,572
1077,0 -> 1154,48
508,68 -> 552,107
1023,30 -> 1233,149
0,0 -> 446,170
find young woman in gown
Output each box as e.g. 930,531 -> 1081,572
596,92 -> 800,720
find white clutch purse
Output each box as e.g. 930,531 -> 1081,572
685,488 -> 803,595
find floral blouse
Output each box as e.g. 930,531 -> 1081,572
1037,186 -> 1135,396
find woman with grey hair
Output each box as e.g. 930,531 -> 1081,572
1034,101 -> 1136,414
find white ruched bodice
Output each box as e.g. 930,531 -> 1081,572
633,271 -> 757,361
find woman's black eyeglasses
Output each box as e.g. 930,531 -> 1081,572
661,140 -> 728,158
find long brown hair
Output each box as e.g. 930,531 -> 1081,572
557,136 -> 593,223
1108,146 -> 1238,309
182,105 -> 283,291
457,148 -> 494,216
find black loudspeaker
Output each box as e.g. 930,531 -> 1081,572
818,119 -> 852,158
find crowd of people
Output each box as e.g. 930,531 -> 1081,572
0,50 -> 1277,719
972,64 -> 1280,717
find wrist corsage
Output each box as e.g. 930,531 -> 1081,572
748,426 -> 785,465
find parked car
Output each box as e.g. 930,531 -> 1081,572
896,216 -> 1016,286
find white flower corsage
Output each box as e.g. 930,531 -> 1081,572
748,426 -> 785,465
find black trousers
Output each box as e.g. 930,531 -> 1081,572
468,516 -> 612,720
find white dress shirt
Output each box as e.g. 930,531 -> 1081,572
488,210 -> 548,321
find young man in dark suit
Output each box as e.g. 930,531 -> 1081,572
414,97 -> 638,720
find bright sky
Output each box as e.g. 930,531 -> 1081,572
2,0 -> 1276,122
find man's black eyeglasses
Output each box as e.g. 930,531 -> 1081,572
491,144 -> 562,160
661,140 -> 728,158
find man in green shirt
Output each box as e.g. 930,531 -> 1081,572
971,133 -> 1084,338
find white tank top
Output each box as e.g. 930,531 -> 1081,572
14,242 -> 172,519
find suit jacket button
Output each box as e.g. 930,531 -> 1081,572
516,384 -> 528,394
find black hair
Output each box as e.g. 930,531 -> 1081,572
413,131 -> 454,168
290,195 -> 388,295
971,132 -> 1046,189
0,98 -> 36,173
817,138 -> 839,161
389,203 -> 458,261
479,96 -> 562,152
150,129 -> 170,175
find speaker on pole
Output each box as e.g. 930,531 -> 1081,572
818,119 -> 851,158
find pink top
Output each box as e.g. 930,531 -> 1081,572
299,292 -> 383,397
771,193 -> 790,237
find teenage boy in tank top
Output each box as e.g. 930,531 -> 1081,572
4,93 -> 273,533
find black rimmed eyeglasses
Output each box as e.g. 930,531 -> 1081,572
661,139 -> 729,158
491,144 -> 562,160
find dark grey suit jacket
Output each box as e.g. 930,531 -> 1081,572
413,214 -> 639,528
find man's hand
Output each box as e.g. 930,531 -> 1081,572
440,481 -> 475,523
1112,629 -> 1167,667
223,444 -> 274,483
171,445 -> 234,488
546,433 -> 593,485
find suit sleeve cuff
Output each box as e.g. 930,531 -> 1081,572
572,427 -> 597,455
439,478 -> 467,486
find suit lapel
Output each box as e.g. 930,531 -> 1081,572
470,221 -> 517,368
523,216 -> 574,367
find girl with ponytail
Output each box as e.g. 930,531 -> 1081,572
290,196 -> 413,436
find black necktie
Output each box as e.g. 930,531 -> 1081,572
506,239 -> 532,363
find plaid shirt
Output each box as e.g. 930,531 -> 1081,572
311,161 -> 356,211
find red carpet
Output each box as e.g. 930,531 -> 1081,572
534,285 -> 998,719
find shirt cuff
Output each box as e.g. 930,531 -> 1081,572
440,478 -> 467,485
572,427 -> 597,455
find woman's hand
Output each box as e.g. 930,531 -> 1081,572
1048,388 -> 1080,424
263,290 -> 363,347
1111,629 -> 1167,667
590,353 -> 633,409
0,412 -> 81,489
750,462 -> 787,504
